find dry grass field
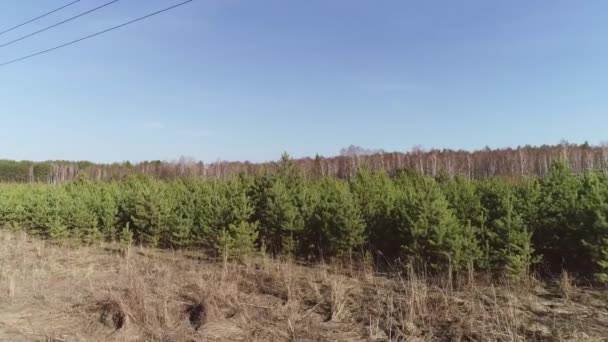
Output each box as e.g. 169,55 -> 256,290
1,231 -> 607,342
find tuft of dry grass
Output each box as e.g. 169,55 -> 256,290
0,230 -> 607,341
559,270 -> 575,301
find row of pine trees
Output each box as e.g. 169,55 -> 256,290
1,155 -> 608,281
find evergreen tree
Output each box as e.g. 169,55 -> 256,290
167,180 -> 197,246
350,168 -> 397,254
494,193 -> 537,280
120,222 -> 134,246
96,184 -> 119,241
217,221 -> 259,260
250,177 -> 305,255
579,172 -> 608,280
305,178 -> 365,258
129,181 -> 175,247
195,179 -> 255,254
391,174 -> 480,271
533,162 -> 582,273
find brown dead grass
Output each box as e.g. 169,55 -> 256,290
0,230 -> 607,341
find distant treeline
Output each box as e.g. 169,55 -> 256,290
2,156 -> 608,281
2,142 -> 608,183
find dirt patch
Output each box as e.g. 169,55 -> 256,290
185,301 -> 206,331
98,300 -> 127,330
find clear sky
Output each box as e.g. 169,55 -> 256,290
1,0 -> 607,163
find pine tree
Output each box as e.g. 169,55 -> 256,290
48,217 -> 69,240
97,184 -> 119,241
534,162 -> 582,272
584,201 -> 608,282
350,168 -> 397,254
494,194 -> 537,280
217,221 -> 259,260
167,181 -> 196,246
391,174 -> 480,271
594,236 -> 608,282
129,181 -> 175,247
195,179 -> 255,254
305,178 -> 365,258
250,175 -> 306,255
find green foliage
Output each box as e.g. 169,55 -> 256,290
350,169 -> 397,253
120,222 -> 134,247
3,157 -> 608,280
493,193 -> 538,280
582,184 -> 608,282
441,176 -> 489,269
250,176 -> 306,255
391,174 -> 480,271
249,155 -> 307,255
533,162 -> 587,272
128,181 -> 172,247
217,221 -> 259,260
594,236 -> 608,282
96,184 -> 119,241
192,174 -> 260,259
305,178 -> 365,258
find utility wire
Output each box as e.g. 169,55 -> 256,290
0,0 -> 81,37
0,0 -> 193,67
0,0 -> 122,49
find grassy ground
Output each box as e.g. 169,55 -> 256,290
0,231 -> 607,341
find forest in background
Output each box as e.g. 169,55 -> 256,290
2,152 -> 608,283
1,141 -> 608,183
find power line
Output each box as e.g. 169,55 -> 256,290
0,0 -> 81,37
0,0 -> 122,49
0,0 -> 194,68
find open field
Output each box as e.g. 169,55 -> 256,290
4,0 -> 608,340
1,231 -> 607,342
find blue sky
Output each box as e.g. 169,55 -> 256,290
1,0 -> 607,163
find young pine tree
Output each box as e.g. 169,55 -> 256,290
130,182 -> 175,247
305,178 -> 365,259
577,171 -> 608,281
391,174 -> 480,272
533,162 -> 582,273
249,174 -> 306,256
196,179 -> 256,255
493,193 -> 537,281
120,222 -> 134,254
217,221 -> 259,260
349,168 -> 397,254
